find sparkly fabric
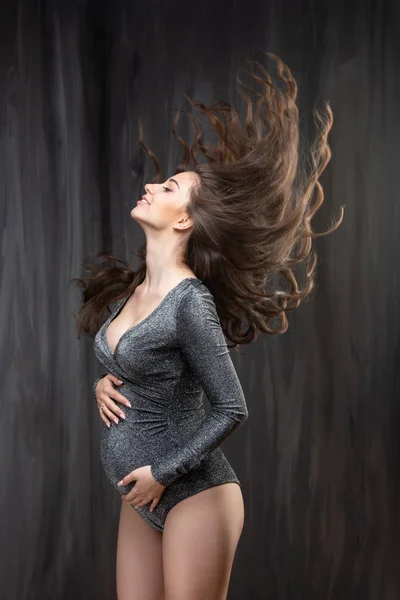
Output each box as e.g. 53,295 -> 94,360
92,277 -> 248,532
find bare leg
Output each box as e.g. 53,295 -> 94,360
162,483 -> 244,600
116,500 -> 165,600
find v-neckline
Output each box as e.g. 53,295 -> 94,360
104,277 -> 201,359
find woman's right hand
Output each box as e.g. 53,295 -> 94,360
95,374 -> 131,427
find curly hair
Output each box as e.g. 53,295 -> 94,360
73,51 -> 344,347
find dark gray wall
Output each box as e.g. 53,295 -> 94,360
1,0 -> 399,598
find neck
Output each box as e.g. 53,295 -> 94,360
141,231 -> 192,289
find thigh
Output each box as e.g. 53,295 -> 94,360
116,500 -> 164,600
162,483 -> 244,600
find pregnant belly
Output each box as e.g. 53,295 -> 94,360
99,417 -> 178,495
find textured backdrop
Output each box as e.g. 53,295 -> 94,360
1,0 -> 399,598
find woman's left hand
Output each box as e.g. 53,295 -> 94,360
118,465 -> 166,512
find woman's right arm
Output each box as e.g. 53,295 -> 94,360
93,374 -> 131,427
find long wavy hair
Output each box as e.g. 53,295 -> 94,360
73,52 -> 344,346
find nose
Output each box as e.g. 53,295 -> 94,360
145,182 -> 163,195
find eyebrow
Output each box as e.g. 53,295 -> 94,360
168,178 -> 180,189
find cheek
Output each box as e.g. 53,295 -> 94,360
156,198 -> 182,219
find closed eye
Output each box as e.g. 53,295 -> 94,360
162,186 -> 172,192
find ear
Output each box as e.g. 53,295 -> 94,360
173,214 -> 193,232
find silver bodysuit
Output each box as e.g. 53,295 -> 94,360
93,277 -> 248,532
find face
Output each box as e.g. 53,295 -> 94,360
131,170 -> 199,233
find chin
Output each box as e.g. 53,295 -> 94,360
131,205 -> 142,216
130,208 -> 149,225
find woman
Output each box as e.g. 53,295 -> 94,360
74,52 -> 343,599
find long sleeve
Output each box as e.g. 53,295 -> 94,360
150,288 -> 248,486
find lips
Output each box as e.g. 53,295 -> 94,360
140,196 -> 150,205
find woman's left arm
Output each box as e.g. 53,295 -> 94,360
150,289 -> 248,487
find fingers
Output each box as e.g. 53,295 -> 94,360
107,374 -> 124,386
122,486 -> 163,511
103,380 -> 132,409
100,403 -> 123,426
134,497 -> 152,508
119,472 -> 136,487
99,408 -> 112,428
123,487 -> 140,503
97,392 -> 131,426
127,495 -> 161,510
113,390 -> 132,408
149,498 -> 160,512
101,395 -> 127,423
95,377 -> 132,427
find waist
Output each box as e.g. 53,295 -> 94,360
112,399 -> 205,441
